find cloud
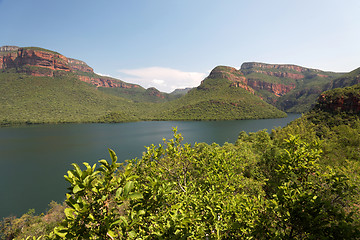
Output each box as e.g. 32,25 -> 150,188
94,72 -> 112,77
117,67 -> 207,93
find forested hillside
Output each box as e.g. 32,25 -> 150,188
3,46 -> 360,125
2,84 -> 359,239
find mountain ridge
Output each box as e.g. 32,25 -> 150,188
1,45 -> 359,125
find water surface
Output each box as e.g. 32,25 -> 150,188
0,114 -> 300,218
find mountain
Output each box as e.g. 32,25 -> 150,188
0,46 -> 152,124
2,45 -> 358,125
204,63 -> 347,113
150,67 -> 287,120
316,83 -> 360,114
170,88 -> 192,96
0,46 -> 141,89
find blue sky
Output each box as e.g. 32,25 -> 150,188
1,0 -> 359,92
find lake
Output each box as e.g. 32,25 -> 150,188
0,114 -> 300,219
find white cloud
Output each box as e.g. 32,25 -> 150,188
94,72 -> 112,78
117,67 -> 207,93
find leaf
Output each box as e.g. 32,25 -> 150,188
64,208 -> 76,219
128,192 -> 143,200
123,181 -> 134,197
111,216 -> 128,227
108,148 -> 118,164
72,163 -> 82,178
116,187 -> 123,198
73,185 -> 83,194
99,159 -> 109,169
53,226 -> 68,238
128,230 -> 137,239
107,230 -> 116,239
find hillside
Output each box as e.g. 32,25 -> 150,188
0,46 -> 289,124
0,71 -> 141,125
3,84 -> 359,239
152,67 -> 287,120
2,45 -> 359,124
209,62 -> 344,113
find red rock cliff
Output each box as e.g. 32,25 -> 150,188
207,66 -> 255,94
0,46 -> 139,89
247,79 -> 296,97
0,47 -> 71,75
317,93 -> 360,113
68,58 -> 94,73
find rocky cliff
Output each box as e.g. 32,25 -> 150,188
207,64 -> 304,97
0,46 -> 138,89
316,84 -> 360,113
207,66 -> 255,94
68,58 -> 94,73
145,87 -> 165,99
241,62 -> 322,74
0,47 -> 71,76
205,63 -> 345,111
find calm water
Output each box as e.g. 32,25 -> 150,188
0,114 -> 300,219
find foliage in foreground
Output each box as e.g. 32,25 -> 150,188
3,123 -> 359,239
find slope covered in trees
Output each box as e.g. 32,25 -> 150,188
2,84 -> 359,239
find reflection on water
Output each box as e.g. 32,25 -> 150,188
0,114 -> 300,218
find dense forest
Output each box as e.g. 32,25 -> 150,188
1,84 -> 359,239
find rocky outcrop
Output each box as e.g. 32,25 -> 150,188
145,87 -> 165,99
0,46 -> 19,52
247,79 -> 296,97
317,93 -> 360,113
207,65 -> 296,96
78,75 -> 139,88
207,66 -> 255,94
0,47 -> 71,74
0,46 -> 140,89
68,58 -> 93,73
249,70 -> 304,80
241,62 -> 321,73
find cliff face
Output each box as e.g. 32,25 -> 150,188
317,92 -> 360,113
205,63 -> 345,112
207,66 -> 255,94
0,47 -> 71,75
0,46 -> 138,89
68,58 -> 94,73
241,62 -> 321,73
78,75 -> 139,88
247,79 -> 296,97
145,87 -> 165,99
207,64 -> 299,97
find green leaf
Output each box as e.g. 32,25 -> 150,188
123,181 -> 134,197
73,185 -> 83,194
53,226 -> 68,238
99,159 -> 109,169
128,192 -> 143,200
64,208 -> 76,219
128,230 -> 137,239
107,230 -> 116,239
116,187 -> 123,198
108,148 -> 118,164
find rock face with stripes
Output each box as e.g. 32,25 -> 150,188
0,46 -> 139,89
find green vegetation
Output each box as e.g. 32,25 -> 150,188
0,70 -> 286,126
0,71 -> 139,125
275,69 -> 358,113
153,78 -> 287,120
98,87 -> 182,103
2,84 -> 360,239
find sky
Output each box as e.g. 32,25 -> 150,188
1,0 -> 360,92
